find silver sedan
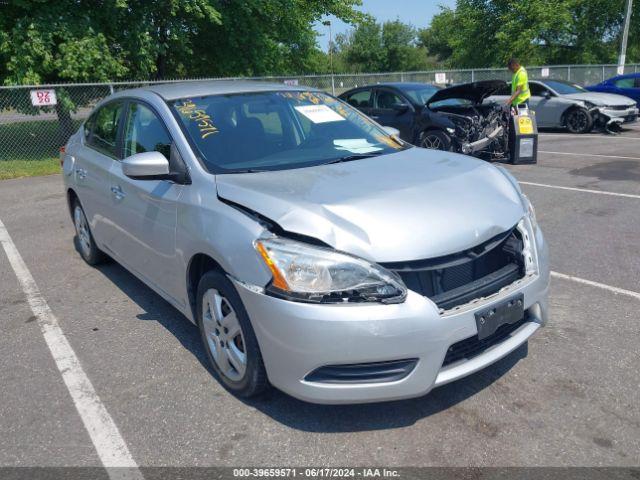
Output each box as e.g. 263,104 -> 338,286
62,81 -> 549,404
488,79 -> 639,133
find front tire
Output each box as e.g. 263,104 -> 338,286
72,200 -> 107,265
420,130 -> 452,150
565,108 -> 593,133
196,270 -> 268,398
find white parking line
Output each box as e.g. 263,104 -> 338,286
551,271 -> 640,301
519,181 -> 640,199
540,133 -> 640,140
0,218 -> 142,479
539,150 -> 640,161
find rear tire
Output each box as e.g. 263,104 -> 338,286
565,108 -> 593,133
196,270 -> 268,398
72,200 -> 107,265
420,130 -> 452,151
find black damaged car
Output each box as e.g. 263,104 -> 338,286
339,80 -> 510,160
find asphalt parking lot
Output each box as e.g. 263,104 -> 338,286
1,125 -> 639,469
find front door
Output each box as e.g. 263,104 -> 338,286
371,88 -> 414,141
528,83 -> 563,127
107,101 -> 183,303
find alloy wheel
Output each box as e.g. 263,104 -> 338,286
568,110 -> 588,132
201,288 -> 247,382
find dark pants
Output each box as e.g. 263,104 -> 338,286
516,99 -> 530,108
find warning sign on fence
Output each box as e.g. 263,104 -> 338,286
30,89 -> 57,107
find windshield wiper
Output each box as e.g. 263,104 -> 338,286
324,153 -> 381,165
225,168 -> 272,173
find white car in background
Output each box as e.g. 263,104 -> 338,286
488,79 -> 639,133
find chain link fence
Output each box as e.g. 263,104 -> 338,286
1,63 -> 638,162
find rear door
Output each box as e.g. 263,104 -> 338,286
107,101 -> 184,302
74,101 -> 124,250
371,88 -> 414,140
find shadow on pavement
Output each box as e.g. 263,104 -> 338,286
91,253 -> 528,433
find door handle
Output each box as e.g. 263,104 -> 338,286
110,185 -> 126,200
75,168 -> 87,179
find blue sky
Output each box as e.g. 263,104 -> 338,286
314,0 -> 457,51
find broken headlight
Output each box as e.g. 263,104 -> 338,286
254,237 -> 406,304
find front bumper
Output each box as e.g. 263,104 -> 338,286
234,228 -> 550,404
594,106 -> 639,124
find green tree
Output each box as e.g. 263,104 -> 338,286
335,17 -> 433,72
419,0 -> 639,68
0,0 -> 362,144
187,0 -> 362,77
381,20 -> 431,71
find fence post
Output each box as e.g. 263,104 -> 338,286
471,69 -> 475,82
567,66 -> 571,81
109,84 -> 114,95
602,65 -> 605,82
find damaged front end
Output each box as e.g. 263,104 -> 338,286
590,106 -> 626,134
449,106 -> 509,158
427,80 -> 510,160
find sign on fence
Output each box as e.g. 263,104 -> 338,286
30,89 -> 57,107
541,68 -> 550,77
435,73 -> 447,84
283,79 -> 299,86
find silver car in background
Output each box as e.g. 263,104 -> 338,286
488,79 -> 639,133
62,81 -> 549,404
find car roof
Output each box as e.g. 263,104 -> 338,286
377,82 -> 435,88
120,80 -> 318,101
340,82 -> 435,94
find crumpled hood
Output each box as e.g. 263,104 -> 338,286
216,148 -> 525,263
563,92 -> 636,107
427,80 -> 507,107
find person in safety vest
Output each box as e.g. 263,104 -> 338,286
506,57 -> 530,108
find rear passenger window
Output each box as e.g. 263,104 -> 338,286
87,102 -> 123,158
83,115 -> 95,142
122,103 -> 172,160
344,90 -> 373,108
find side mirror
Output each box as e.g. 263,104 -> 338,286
382,126 -> 401,137
391,102 -> 410,113
122,151 -> 170,179
541,90 -> 552,99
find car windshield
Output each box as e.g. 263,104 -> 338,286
170,90 -> 406,173
401,85 -> 440,104
544,80 -> 586,95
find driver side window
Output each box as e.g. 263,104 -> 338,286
529,83 -> 549,97
375,90 -> 405,110
122,103 -> 172,160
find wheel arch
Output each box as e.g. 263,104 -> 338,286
66,188 -> 79,219
186,253 -> 227,322
561,104 -> 590,127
